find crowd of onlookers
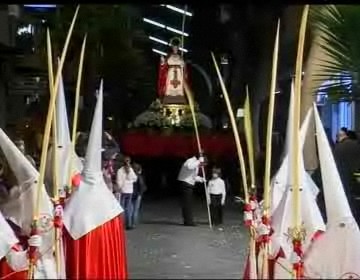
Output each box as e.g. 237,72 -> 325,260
2,126 -> 359,230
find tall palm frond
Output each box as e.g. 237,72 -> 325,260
310,5 -> 360,101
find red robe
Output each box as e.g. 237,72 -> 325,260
64,214 -> 127,279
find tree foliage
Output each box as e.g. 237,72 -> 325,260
310,5 -> 360,101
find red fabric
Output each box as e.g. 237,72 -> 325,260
158,62 -> 168,98
120,132 -> 238,158
0,258 -> 27,280
64,214 -> 127,279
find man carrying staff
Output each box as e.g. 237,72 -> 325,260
177,152 -> 206,226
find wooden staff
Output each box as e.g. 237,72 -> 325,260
291,5 -> 309,279
211,53 -> 258,278
28,6 -> 79,279
183,82 -> 213,229
244,87 -> 258,280
180,5 -> 187,58
261,19 -> 281,280
66,34 -> 87,190
211,53 -> 249,203
292,4 -> 309,231
244,86 -> 256,190
46,29 -> 62,277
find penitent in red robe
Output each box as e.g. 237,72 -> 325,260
63,81 -> 127,279
64,214 -> 127,279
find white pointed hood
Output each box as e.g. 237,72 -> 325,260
313,104 -> 352,222
270,106 -> 318,214
0,210 -> 18,259
45,73 -> 83,197
270,100 -> 325,260
304,104 -> 360,279
0,129 -> 38,185
83,81 -> 103,176
56,74 -> 71,147
283,80 -> 295,156
63,80 -> 123,240
0,129 -> 57,278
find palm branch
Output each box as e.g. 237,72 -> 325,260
310,5 -> 360,102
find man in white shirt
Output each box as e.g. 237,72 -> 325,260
177,154 -> 205,226
116,156 -> 138,229
207,167 -> 226,226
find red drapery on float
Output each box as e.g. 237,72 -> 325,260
120,132 -> 239,158
64,214 -> 127,279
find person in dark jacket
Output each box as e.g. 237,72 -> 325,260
334,127 -> 360,224
131,163 -> 147,227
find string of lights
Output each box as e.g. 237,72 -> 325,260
143,5 -> 192,56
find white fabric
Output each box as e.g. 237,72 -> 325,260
244,211 -> 253,221
34,257 -> 57,279
165,54 -> 185,97
270,105 -> 325,259
270,178 -> 325,259
207,177 -> 226,204
0,129 -> 38,184
58,236 -> 66,279
0,211 -> 18,259
6,249 -> 28,272
304,217 -> 360,279
0,129 -> 57,278
273,257 -> 293,279
257,223 -> 270,236
313,104 -> 352,221
177,157 -> 201,186
45,74 -> 83,197
63,80 -> 123,240
45,145 -> 83,197
270,106 -> 316,215
283,81 -> 295,156
116,167 -> 137,194
303,105 -> 360,278
28,234 -> 42,247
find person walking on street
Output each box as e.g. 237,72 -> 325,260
207,167 -> 226,227
177,153 -> 205,226
117,156 -> 137,229
131,163 -> 147,228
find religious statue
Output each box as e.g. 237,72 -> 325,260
157,37 -> 188,104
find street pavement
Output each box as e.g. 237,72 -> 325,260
126,196 -> 249,279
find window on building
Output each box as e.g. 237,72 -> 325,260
316,73 -> 354,141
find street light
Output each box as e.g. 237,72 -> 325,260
149,36 -> 188,52
143,18 -> 189,37
152,48 -> 167,56
160,4 -> 193,17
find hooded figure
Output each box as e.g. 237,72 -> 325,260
303,104 -> 360,279
267,102 -> 325,278
0,128 -> 57,279
63,80 -> 127,279
270,82 -> 319,215
45,72 -> 83,198
0,210 -> 29,279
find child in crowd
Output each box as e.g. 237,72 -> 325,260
207,167 -> 226,227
